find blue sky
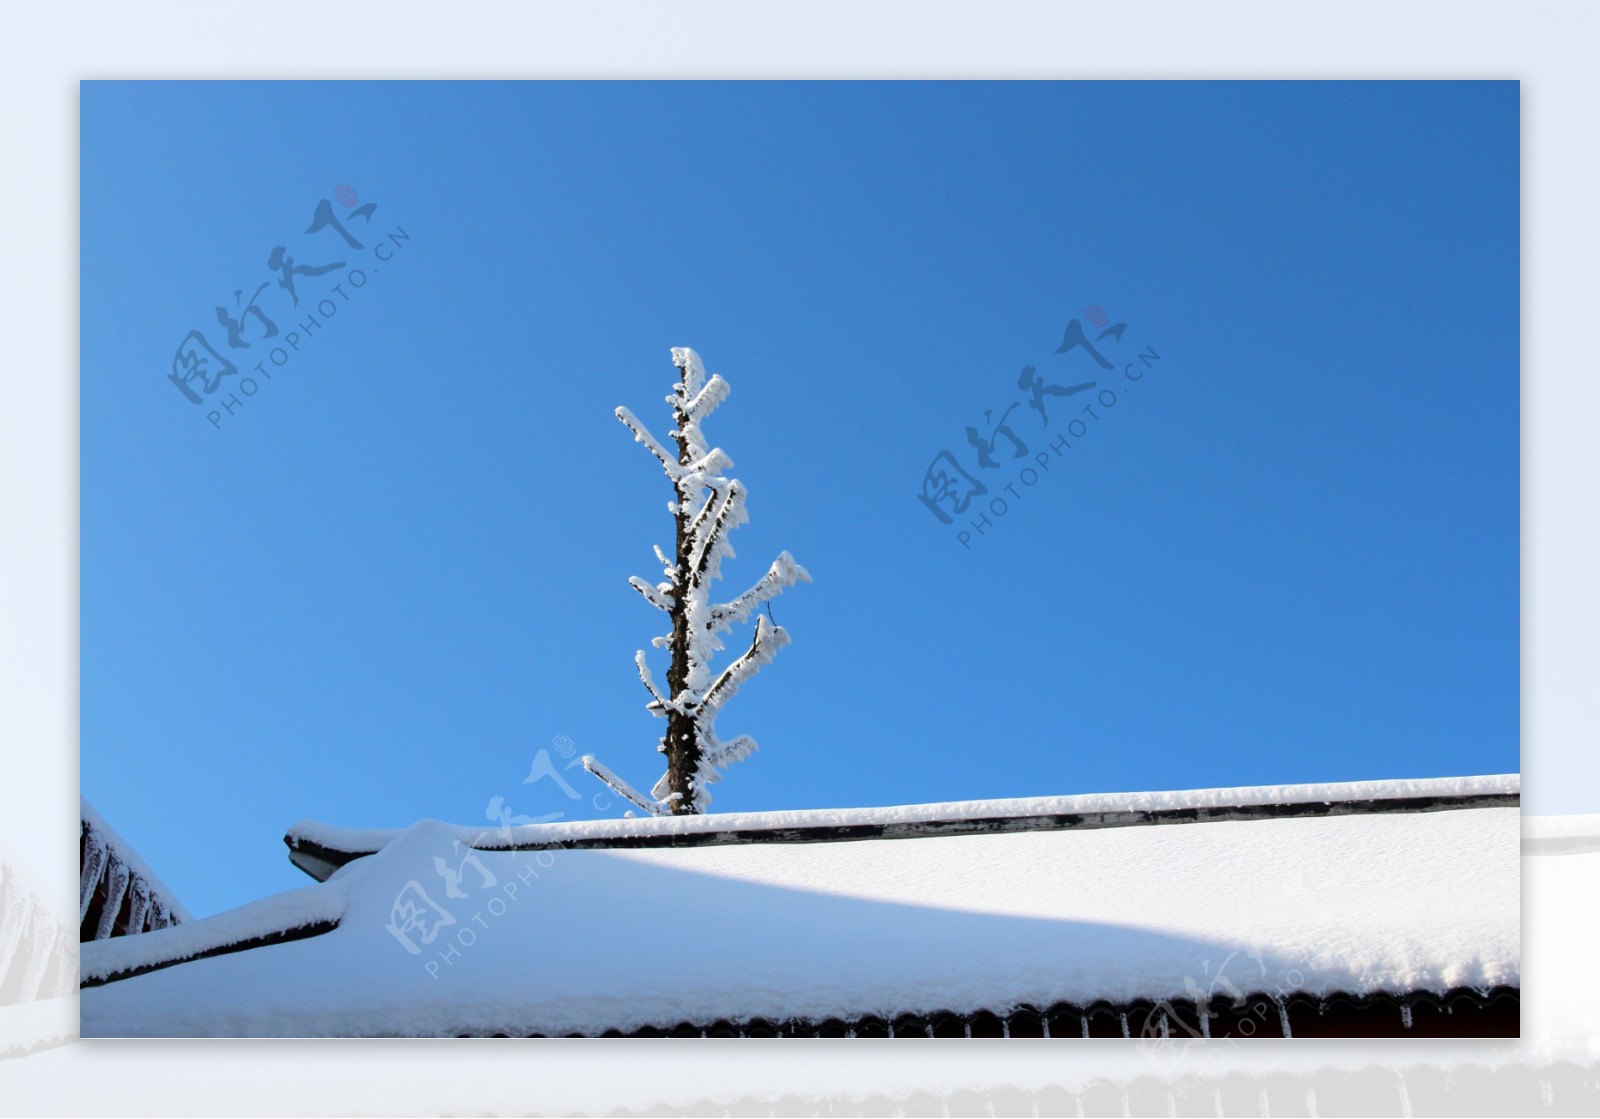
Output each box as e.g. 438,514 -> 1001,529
82,81 -> 1519,918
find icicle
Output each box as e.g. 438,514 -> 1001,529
1212,1087 -> 1224,1117
1160,1009 -> 1170,1038
1305,1087 -> 1319,1118
1400,1001 -> 1413,1029
17,909 -> 59,1001
1166,1092 -> 1177,1119
1079,1013 -> 1089,1038
126,880 -> 152,936
1276,998 -> 1293,1038
1119,1011 -> 1130,1038
1257,1087 -> 1270,1117
1200,1003 -> 1211,1039
1001,1016 -> 1010,1039
52,936 -> 76,999
80,829 -> 106,922
963,1020 -> 972,1039
95,858 -> 130,940
1539,1079 -> 1553,1107
1397,1073 -> 1413,1119
0,877 -> 33,985
1040,1014 -> 1049,1039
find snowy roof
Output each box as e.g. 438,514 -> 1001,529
284,773 -> 1520,880
79,797 -> 190,940
80,775 -> 1519,1038
1,833 -> 77,1059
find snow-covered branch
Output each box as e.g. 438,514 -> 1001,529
684,477 -> 734,558
615,406 -> 682,479
684,373 -> 730,421
711,551 -> 812,633
634,650 -> 670,712
704,734 -> 758,769
683,446 -> 734,479
581,756 -> 665,817
628,576 -> 673,612
611,347 -> 806,814
671,346 -> 708,398
701,614 -> 790,717
689,480 -> 746,580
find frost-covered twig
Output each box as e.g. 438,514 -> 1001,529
685,477 -> 736,558
634,650 -> 670,712
615,406 -> 682,480
683,447 -> 734,479
701,614 -> 790,717
704,734 -> 758,769
581,756 -> 665,817
688,481 -> 745,580
672,346 -> 708,397
711,551 -> 811,633
684,373 -> 730,421
628,576 -> 674,613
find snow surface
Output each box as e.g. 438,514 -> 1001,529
1522,812 -> 1600,853
288,772 -> 1520,859
82,785 -> 1519,1038
0,996 -> 74,1060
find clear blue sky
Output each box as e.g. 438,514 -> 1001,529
82,81 -> 1518,918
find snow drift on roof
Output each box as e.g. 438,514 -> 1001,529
82,785 -> 1519,1038
286,772 -> 1520,864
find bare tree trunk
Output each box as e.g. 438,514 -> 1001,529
663,404 -> 703,813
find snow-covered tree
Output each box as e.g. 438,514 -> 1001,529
586,348 -> 809,815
